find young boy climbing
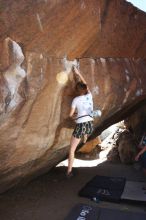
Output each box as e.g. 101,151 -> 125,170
67,66 -> 94,177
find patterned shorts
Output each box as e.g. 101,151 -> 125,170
72,121 -> 93,139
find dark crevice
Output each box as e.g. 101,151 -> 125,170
88,96 -> 146,140
100,0 -> 112,26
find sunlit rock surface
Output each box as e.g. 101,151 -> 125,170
0,0 -> 146,192
0,38 -> 146,192
0,0 -> 146,59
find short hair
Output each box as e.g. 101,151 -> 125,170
75,82 -> 88,95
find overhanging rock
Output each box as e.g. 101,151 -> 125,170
0,0 -> 146,192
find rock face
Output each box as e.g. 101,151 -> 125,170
117,130 -> 137,164
0,0 -> 146,192
0,38 -> 146,192
0,0 -> 146,60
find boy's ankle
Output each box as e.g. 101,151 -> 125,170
66,171 -> 74,178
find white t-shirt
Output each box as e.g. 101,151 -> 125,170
71,92 -> 93,123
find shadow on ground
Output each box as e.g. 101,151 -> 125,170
0,159 -> 146,220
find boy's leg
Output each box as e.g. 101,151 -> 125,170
67,135 -> 81,175
83,121 -> 93,144
83,134 -> 88,143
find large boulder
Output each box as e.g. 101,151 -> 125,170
0,37 -> 146,192
117,130 -> 138,164
0,0 -> 146,60
0,0 -> 146,192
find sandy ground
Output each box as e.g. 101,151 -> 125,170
0,158 -> 146,220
